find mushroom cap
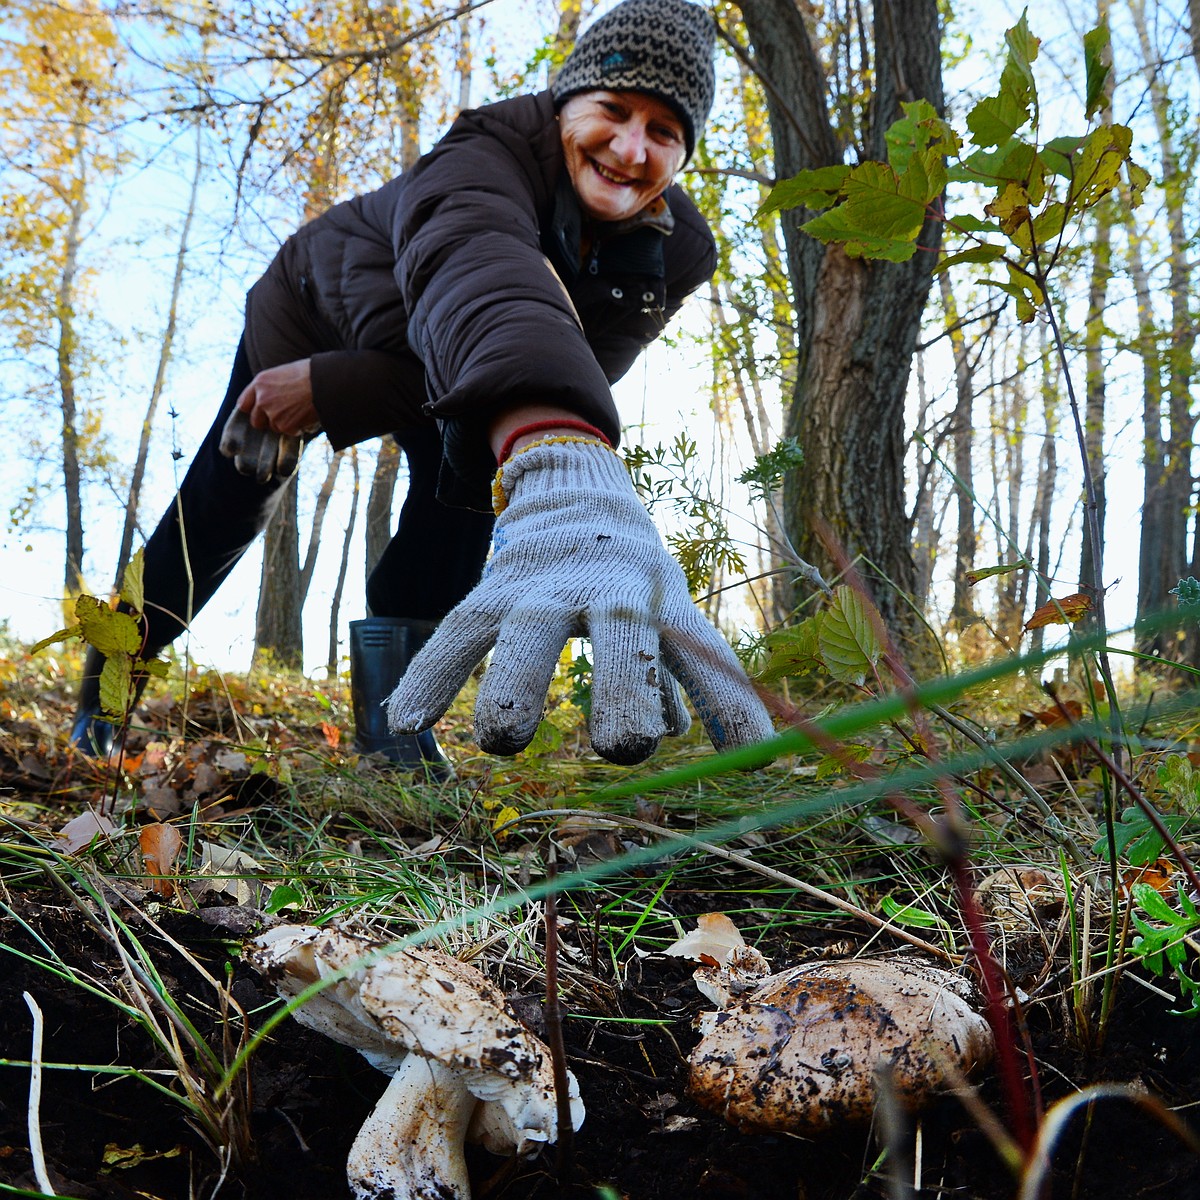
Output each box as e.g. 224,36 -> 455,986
688,956 -> 994,1135
247,924 -> 585,1149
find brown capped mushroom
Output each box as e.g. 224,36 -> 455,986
687,956 -> 994,1135
247,924 -> 584,1200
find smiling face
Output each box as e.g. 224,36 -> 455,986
559,90 -> 687,223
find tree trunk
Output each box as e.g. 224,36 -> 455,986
1190,0 -> 1200,77
909,349 -> 936,609
1130,0 -> 1196,661
938,273 -> 979,627
328,449 -> 361,677
1078,198 -> 1112,601
365,435 -> 403,589
737,0 -> 944,645
255,481 -> 304,668
114,122 -> 202,590
1029,327 -> 1060,662
1128,228 -> 1168,652
58,114 -> 89,597
299,447 -> 344,602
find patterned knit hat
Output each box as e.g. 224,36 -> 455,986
551,0 -> 717,160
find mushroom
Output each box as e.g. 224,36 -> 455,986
247,924 -> 584,1199
663,911 -> 773,1007
686,956 -> 994,1135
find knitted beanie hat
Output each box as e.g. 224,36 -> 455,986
551,0 -> 717,159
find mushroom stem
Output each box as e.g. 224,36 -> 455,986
348,1053 -> 478,1200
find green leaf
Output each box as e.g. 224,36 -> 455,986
819,587 -> 884,686
757,617 -> 825,683
265,884 -> 305,914
944,214 -> 1003,236
758,166 -> 851,218
884,99 -> 959,175
1043,135 -> 1084,178
31,624 -> 81,655
958,140 -> 1039,186
1083,18 -> 1111,121
1004,11 -> 1041,95
120,547 -> 146,613
966,16 -> 1040,152
76,594 -> 142,657
1126,159 -> 1151,205
965,560 -> 1031,585
523,719 -> 564,757
798,160 -> 931,261
881,896 -> 946,929
1068,123 -> 1132,211
933,245 -> 1006,275
99,655 -> 133,720
1096,807 -> 1189,866
1031,200 -> 1068,246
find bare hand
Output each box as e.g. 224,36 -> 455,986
236,360 -> 320,436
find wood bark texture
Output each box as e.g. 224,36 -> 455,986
737,0 -> 943,641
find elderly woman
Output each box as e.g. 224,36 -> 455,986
71,0 -> 774,771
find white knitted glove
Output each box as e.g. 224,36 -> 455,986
219,408 -> 305,484
387,437 -> 774,765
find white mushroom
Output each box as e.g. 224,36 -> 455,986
663,911 -> 773,1007
247,924 -> 585,1199
687,956 -> 994,1135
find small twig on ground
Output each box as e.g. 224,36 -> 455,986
23,991 -> 56,1197
542,845 -> 575,1180
502,810 -> 956,963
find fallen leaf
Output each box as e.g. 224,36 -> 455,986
102,1142 -> 184,1169
491,804 -> 520,836
321,721 -> 341,748
57,809 -> 119,853
664,913 -> 747,964
1017,700 -> 1084,729
139,823 -> 183,896
1023,593 -> 1092,631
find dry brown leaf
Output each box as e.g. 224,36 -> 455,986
1023,593 -> 1091,631
57,809 -> 118,854
139,823 -> 183,896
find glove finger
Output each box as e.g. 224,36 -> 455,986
276,434 -> 302,479
219,408 -> 251,459
474,612 -> 574,755
587,609 -> 667,765
659,667 -> 692,738
659,608 -> 775,753
254,436 -> 276,485
386,608 -> 499,733
233,451 -> 264,480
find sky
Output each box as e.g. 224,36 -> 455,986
0,0 -> 1185,682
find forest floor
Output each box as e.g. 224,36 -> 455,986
2,640 -> 1200,1200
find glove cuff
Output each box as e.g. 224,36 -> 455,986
491,435 -> 625,515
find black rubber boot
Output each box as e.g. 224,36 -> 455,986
349,617 -> 453,781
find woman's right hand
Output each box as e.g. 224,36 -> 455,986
236,359 -> 320,437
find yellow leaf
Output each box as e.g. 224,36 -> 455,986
491,805 -> 520,837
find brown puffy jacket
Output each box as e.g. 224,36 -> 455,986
241,90 -> 717,508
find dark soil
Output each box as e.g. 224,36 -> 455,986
2,687 -> 1199,1199
2,888 -> 1199,1200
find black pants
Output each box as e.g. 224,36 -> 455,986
135,338 -> 494,656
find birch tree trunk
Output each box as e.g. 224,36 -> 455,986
1129,0 -> 1197,660
57,113 -> 88,597
938,273 -> 979,628
114,123 -> 202,589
